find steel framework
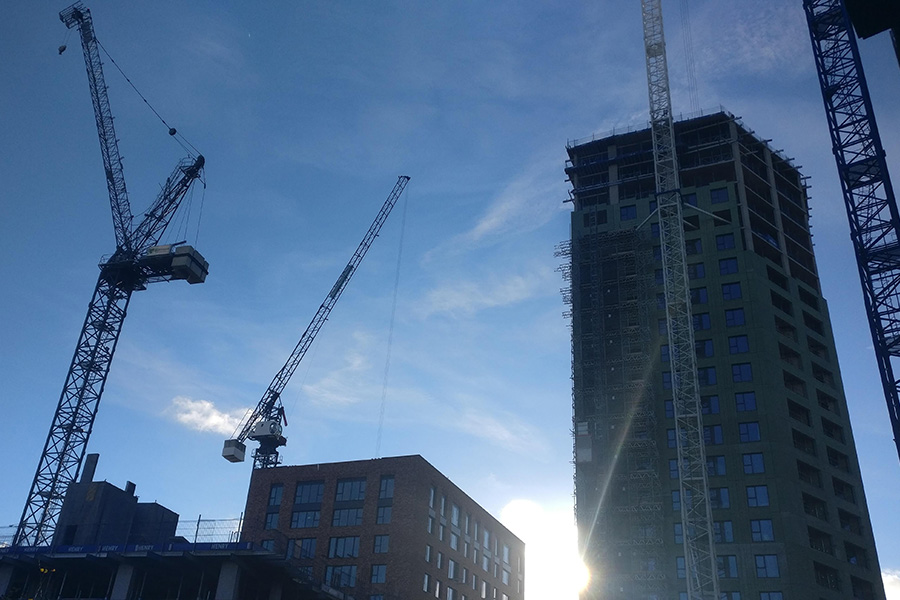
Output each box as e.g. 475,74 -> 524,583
15,3 -> 206,547
804,0 -> 900,463
640,1 -> 719,598
224,175 -> 410,469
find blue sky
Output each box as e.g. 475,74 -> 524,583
2,2 -> 900,597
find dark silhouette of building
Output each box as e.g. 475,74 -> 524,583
564,111 -> 886,599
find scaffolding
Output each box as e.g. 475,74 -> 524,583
562,228 -> 664,599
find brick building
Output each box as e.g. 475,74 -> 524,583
241,455 -> 525,600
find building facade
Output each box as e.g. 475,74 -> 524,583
563,111 -> 885,600
242,455 -> 525,600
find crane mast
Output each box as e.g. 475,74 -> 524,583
640,1 -> 719,598
803,0 -> 900,463
223,175 -> 410,469
15,2 -> 207,547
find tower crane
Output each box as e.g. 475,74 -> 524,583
223,175 -> 410,469
804,0 -> 900,464
640,1 -> 719,598
14,2 -> 208,547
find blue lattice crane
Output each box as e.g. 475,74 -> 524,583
804,0 -> 900,463
14,2 -> 208,547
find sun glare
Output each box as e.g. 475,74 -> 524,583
501,499 -> 589,599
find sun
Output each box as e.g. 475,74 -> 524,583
500,499 -> 589,599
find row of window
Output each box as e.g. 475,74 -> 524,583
676,554 -> 780,579
426,543 -> 513,584
662,362 -> 755,389
664,391 -> 757,418
424,572 -> 513,600
669,451 -> 765,478
269,476 -> 394,508
672,484 -> 770,510
322,564 -> 387,588
666,421 -> 761,448
673,519 -> 774,544
660,334 -> 751,362
267,505 -> 393,530
658,308 -> 746,336
618,187 -> 730,223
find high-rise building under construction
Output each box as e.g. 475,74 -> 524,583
562,110 -> 886,600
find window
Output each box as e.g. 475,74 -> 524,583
698,366 -> 717,386
725,308 -> 745,327
651,222 -> 660,237
502,569 -> 510,585
293,537 -> 317,559
295,481 -> 324,504
717,555 -> 738,578
803,493 -> 829,521
839,509 -> 862,534
760,593 -> 783,600
655,269 -> 664,285
335,478 -> 366,501
268,484 -> 284,506
669,459 -> 680,479
755,555 -> 779,578
426,545 -> 432,562
691,287 -> 708,304
719,258 -> 739,274
686,239 -> 702,254
424,573 -> 431,592
325,565 -> 357,588
379,476 -> 394,499
676,556 -> 686,579
707,455 -> 726,476
264,512 -> 279,530
751,519 -> 775,542
371,564 -> 386,584
747,485 -> 770,507
429,486 -> 436,508
735,391 -> 756,411
688,263 -> 706,279
438,552 -> 444,569
808,526 -> 834,555
714,520 -> 734,543
451,532 -> 459,550
827,447 -> 850,472
722,282 -> 742,300
743,453 -> 765,474
665,400 -> 675,419
428,516 -> 434,533
667,428 -> 677,449
833,477 -> 856,504
451,503 -> 460,526
440,524 -> 445,541
332,508 -> 363,526
739,422 -> 761,442
620,205 -> 637,220
793,429 -> 817,455
822,418 -> 845,443
674,523 -> 683,544
710,187 -> 729,204
798,460 -> 822,487
710,487 -> 730,509
701,395 -> 720,414
716,233 -> 735,250
788,400 -> 811,425
672,489 -> 691,511
732,363 -> 753,382
813,562 -> 840,590
693,313 -> 711,330
696,339 -> 714,358
377,506 -> 392,524
845,542 -> 869,568
329,536 -> 360,558
663,372 -> 672,390
374,534 -> 389,553
682,192 -> 698,206
261,539 -> 274,551
291,510 -> 320,528
728,335 -> 750,354
704,425 -> 724,445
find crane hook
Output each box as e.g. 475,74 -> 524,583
58,45 -> 67,55
168,128 -> 177,136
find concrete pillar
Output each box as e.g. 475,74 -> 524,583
0,565 -> 14,597
214,561 -> 241,600
109,564 -> 136,600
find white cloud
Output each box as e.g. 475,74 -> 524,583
500,499 -> 586,600
165,396 -> 248,436
301,332 -> 377,408
419,267 -> 556,318
885,570 -> 900,600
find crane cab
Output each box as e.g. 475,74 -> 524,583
222,439 -> 246,463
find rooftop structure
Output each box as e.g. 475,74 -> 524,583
562,111 -> 886,599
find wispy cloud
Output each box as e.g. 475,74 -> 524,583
452,407 -> 549,456
301,332 -> 377,408
165,396 -> 248,436
419,266 -> 556,318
